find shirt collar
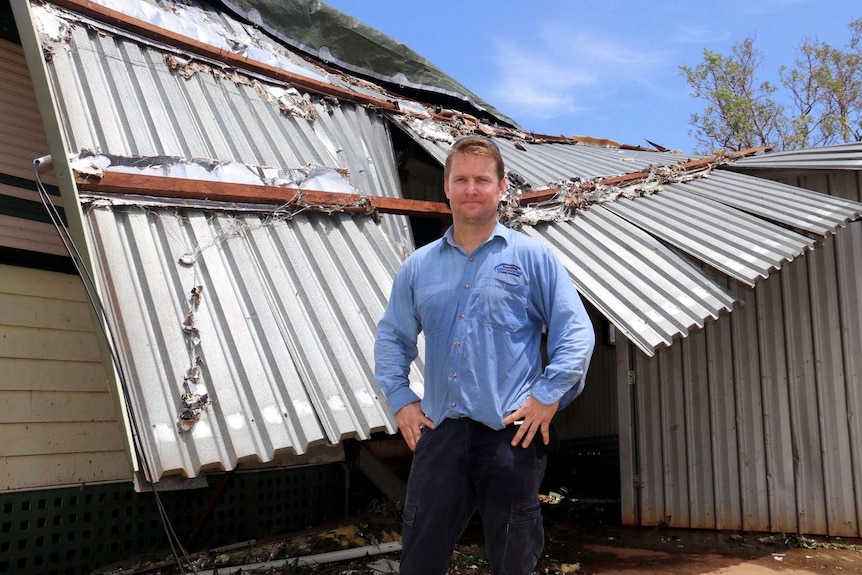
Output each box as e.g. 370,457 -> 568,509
441,221 -> 510,251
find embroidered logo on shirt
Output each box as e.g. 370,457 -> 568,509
494,263 -> 523,278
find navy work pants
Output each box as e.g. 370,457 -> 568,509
399,418 -> 547,575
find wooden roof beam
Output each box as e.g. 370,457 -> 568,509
75,171 -> 452,218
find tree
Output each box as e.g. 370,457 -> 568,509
680,19 -> 862,153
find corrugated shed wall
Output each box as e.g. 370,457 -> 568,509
0,38 -> 64,257
620,204 -> 862,536
0,264 -> 130,491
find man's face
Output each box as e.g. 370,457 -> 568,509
443,153 -> 506,224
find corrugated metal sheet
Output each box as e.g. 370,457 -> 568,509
394,122 -> 691,185
733,141 -> 862,170
618,220 -> 862,537
41,6 -> 413,255
603,187 -> 814,286
84,203 -> 401,479
733,151 -> 862,204
17,1 -> 420,479
521,208 -> 736,354
683,170 -> 862,237
398,123 -> 862,354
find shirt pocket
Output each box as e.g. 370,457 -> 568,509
416,282 -> 450,335
480,276 -> 529,332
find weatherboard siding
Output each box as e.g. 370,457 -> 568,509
0,264 -> 129,491
1,38 -> 64,258
0,38 -> 52,183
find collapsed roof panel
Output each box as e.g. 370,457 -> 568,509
521,207 -> 736,352
392,119 -> 690,186
603,188 -> 815,286
24,0 -> 426,479
395,120 -> 862,354
38,1 -> 414,252
85,202 -> 401,479
683,170 -> 862,237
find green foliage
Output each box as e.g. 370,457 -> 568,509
680,19 -> 862,153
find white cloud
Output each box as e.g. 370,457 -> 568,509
488,40 -> 595,116
487,22 -> 674,122
674,25 -> 732,45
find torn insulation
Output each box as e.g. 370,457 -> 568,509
178,285 -> 211,432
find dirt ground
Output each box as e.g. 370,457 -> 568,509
436,500 -> 862,575
538,510 -> 862,574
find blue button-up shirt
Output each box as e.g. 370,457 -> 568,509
374,222 -> 595,430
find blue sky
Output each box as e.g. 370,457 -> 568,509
324,0 -> 859,154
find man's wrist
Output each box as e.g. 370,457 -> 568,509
385,386 -> 421,415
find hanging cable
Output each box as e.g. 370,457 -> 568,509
33,156 -> 197,574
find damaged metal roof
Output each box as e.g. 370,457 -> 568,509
83,200 -> 401,479
22,0 -> 426,479
17,0 -> 862,481
733,141 -> 862,171
395,125 -> 862,351
519,209 -> 737,352
36,0 -> 414,254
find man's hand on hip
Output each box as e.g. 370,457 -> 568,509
395,402 -> 434,451
503,396 -> 559,448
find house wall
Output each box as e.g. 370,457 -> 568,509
0,263 -> 131,490
618,172 -> 862,537
0,37 -> 64,258
1,36 -> 128,492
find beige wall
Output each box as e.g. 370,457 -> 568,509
0,264 -> 131,490
1,37 -> 64,257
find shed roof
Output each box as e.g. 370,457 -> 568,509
16,0 -> 862,481
733,142 -> 862,171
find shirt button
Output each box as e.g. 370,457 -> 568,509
452,372 -> 457,378
469,257 -> 474,262
451,402 -> 456,408
459,312 -> 465,318
454,342 -> 461,347
464,285 -> 469,290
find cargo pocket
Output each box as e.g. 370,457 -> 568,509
502,495 -> 544,574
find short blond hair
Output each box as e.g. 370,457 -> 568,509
444,136 -> 505,182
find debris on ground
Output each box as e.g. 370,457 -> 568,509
92,498 -> 862,575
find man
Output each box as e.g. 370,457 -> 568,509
374,136 -> 595,575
